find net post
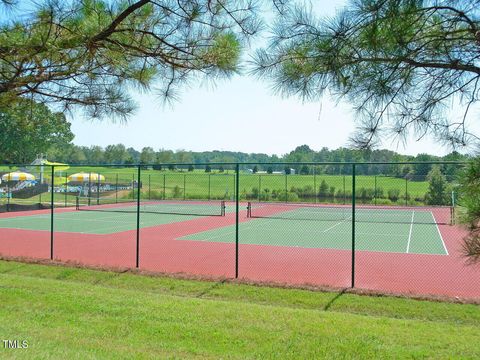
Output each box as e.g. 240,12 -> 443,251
50,165 -> 55,260
351,164 -> 356,288
235,163 -> 240,279
136,165 -> 141,268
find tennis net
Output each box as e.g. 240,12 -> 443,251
247,202 -> 452,225
76,197 -> 226,217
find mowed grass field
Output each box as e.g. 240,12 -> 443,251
1,166 -> 430,201
0,260 -> 479,359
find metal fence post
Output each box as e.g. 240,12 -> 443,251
132,173 -> 135,199
6,181 -> 9,209
115,173 -> 118,203
183,174 -> 186,201
50,165 -> 55,260
235,163 -> 240,278
163,174 -> 166,200
97,173 -> 100,205
148,174 -> 151,200
351,164 -> 356,288
343,175 -> 346,205
136,165 -> 141,268
208,174 -> 211,201
405,177 -> 408,206
232,173 -> 235,201
314,167 -> 317,203
88,173 -> 92,205
258,175 -> 261,202
374,175 -> 377,206
65,173 -> 68,207
285,174 -> 288,203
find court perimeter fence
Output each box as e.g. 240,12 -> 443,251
0,161 -> 478,300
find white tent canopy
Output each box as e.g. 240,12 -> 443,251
67,173 -> 105,182
2,172 -> 35,181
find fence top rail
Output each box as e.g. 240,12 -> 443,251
0,161 -> 470,167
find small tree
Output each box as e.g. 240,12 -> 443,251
458,158 -> 480,264
219,166 -> 225,173
284,167 -> 291,175
205,165 -> 212,173
300,165 -> 309,175
425,166 -> 448,205
318,180 -> 329,197
252,165 -> 258,174
168,164 -> 175,171
188,165 -> 194,172
267,167 -> 273,174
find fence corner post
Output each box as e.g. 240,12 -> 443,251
235,163 -> 240,278
50,165 -> 55,260
351,163 -> 356,288
136,165 -> 141,268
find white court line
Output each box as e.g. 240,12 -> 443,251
193,217 -> 279,242
430,211 -> 449,255
322,217 -> 351,233
406,211 -> 415,253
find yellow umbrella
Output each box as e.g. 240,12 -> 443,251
2,172 -> 36,181
43,161 -> 70,172
67,172 -> 105,182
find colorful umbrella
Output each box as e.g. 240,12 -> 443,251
1,172 -> 36,181
67,173 -> 105,182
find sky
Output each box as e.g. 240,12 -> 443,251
69,0 -> 473,157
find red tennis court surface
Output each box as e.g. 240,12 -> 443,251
0,203 -> 478,301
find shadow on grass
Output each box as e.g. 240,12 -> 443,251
323,288 -> 348,311
196,279 -> 227,298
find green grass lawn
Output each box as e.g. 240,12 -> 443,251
0,260 -> 479,359
3,166 -> 432,206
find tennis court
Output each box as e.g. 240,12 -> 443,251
0,197 -> 477,300
180,202 -> 449,255
0,199 -> 226,234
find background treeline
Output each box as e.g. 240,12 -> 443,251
47,144 -> 469,178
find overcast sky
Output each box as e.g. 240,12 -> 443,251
69,0 -> 476,157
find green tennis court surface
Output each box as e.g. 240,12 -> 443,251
0,201 -> 226,235
180,206 -> 448,255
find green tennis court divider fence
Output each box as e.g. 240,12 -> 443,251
0,161 -> 468,291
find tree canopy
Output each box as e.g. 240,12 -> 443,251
253,0 -> 480,149
0,0 -> 269,118
0,99 -> 73,163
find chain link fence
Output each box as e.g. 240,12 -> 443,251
0,161 -> 477,300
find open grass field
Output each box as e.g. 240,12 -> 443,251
0,260 -> 479,359
2,165 -> 433,205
